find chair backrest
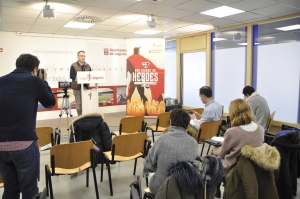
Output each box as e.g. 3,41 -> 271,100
112,133 -> 148,157
36,127 -> 53,147
156,112 -> 171,129
0,173 -> 3,188
119,116 -> 145,134
50,140 -> 94,169
265,111 -> 276,132
199,120 -> 222,141
191,108 -> 204,115
163,128 -> 169,134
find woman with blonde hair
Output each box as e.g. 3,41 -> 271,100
214,98 -> 264,175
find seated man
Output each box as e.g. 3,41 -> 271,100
189,86 -> 223,139
242,86 -> 270,129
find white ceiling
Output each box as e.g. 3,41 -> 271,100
0,0 -> 299,39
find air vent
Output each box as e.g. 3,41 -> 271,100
72,15 -> 102,24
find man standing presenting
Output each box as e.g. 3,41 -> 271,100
0,54 -> 56,199
242,86 -> 270,129
70,51 -> 91,116
189,86 -> 223,135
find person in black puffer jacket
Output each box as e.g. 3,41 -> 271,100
69,112 -> 112,163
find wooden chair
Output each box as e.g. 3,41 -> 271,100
0,173 -> 3,188
146,112 -> 171,142
193,120 -> 222,156
36,127 -> 54,149
101,133 -> 151,196
191,108 -> 204,119
116,116 -> 146,135
265,111 -> 276,134
45,141 -> 99,199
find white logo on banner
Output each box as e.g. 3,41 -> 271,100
142,62 -> 150,68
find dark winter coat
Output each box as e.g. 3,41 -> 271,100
224,143 -> 280,199
271,130 -> 300,199
155,155 -> 224,199
69,113 -> 112,162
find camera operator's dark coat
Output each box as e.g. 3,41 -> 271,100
69,112 -> 111,162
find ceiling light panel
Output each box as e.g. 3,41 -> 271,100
134,29 -> 162,35
201,6 -> 245,18
63,21 -> 95,29
276,24 -> 300,31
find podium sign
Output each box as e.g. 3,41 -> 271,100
77,71 -> 106,84
77,71 -> 106,114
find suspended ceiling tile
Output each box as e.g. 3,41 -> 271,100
89,0 -> 137,10
30,30 -> 56,34
55,27 -> 85,33
2,7 -> 41,18
179,13 -> 216,23
35,19 -> 69,27
110,12 -> 147,21
162,20 -> 194,29
2,22 -> 31,29
203,18 -> 237,26
243,16 -> 271,23
99,18 -> 133,26
228,0 -> 280,11
251,3 -> 300,16
30,25 -> 61,31
207,0 -> 243,5
78,7 -> 119,18
280,0 -> 300,9
76,30 -> 109,37
225,12 -> 265,22
268,10 -> 300,18
175,0 -> 222,13
99,31 -> 131,36
2,0 -> 44,11
2,16 -> 36,24
2,27 -> 30,32
89,24 -> 119,31
52,0 -> 95,6
154,7 -> 195,19
43,13 -> 76,21
113,26 -> 142,33
142,0 -> 191,7
125,2 -> 166,15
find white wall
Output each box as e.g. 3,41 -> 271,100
165,47 -> 177,99
257,42 -> 300,123
214,47 -> 246,112
0,31 -> 127,119
182,52 -> 206,108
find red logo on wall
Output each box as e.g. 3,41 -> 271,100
104,48 -> 109,55
88,92 -> 92,100
0,48 -> 3,52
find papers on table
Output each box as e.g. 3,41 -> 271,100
40,143 -> 52,151
211,136 -> 224,143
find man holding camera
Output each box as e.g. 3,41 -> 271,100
70,50 -> 91,116
0,54 -> 55,199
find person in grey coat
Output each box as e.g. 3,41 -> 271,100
143,108 -> 200,195
243,86 -> 270,129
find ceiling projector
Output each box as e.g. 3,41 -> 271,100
147,18 -> 157,29
43,5 -> 55,19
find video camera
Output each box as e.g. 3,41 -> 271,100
58,82 -> 71,89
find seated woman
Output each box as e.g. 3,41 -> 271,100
214,98 -> 265,175
143,108 -> 200,195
